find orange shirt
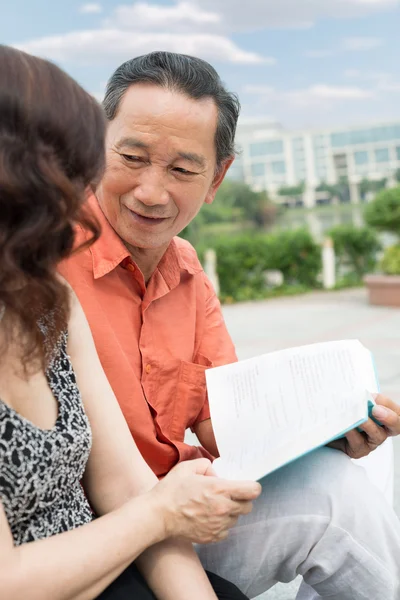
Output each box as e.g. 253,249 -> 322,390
59,196 -> 237,477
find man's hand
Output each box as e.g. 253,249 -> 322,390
372,394 -> 400,436
328,393 -> 400,459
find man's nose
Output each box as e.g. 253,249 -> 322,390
133,167 -> 170,206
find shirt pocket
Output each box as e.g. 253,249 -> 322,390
170,355 -> 213,442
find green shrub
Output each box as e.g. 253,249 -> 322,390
213,228 -> 321,301
328,224 -> 381,280
212,234 -> 272,300
266,228 -> 322,287
381,244 -> 400,275
364,186 -> 400,236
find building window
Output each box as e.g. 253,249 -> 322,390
292,137 -> 304,149
331,132 -> 349,147
249,140 -> 284,157
331,124 -> 400,148
251,163 -> 265,177
372,125 -> 400,143
271,161 -> 286,174
392,125 -> 400,140
354,151 -> 369,165
375,148 -> 390,163
350,130 -> 370,145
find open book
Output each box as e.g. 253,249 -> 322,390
205,340 -> 379,482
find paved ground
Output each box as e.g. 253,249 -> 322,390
221,288 -> 400,600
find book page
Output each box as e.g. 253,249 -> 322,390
206,340 -> 373,480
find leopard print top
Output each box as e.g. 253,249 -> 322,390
0,330 -> 93,545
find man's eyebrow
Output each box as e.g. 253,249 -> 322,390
177,152 -> 206,169
115,137 -> 150,151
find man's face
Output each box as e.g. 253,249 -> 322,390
96,83 -> 232,250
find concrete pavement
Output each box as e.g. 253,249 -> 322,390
221,287 -> 400,600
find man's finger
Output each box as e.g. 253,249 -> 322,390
374,394 -> 400,415
358,418 -> 388,446
372,404 -> 400,435
345,429 -> 369,458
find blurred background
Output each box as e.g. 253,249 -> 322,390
2,0 -> 400,301
2,3 -> 400,599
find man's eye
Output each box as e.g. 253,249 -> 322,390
173,167 -> 196,175
122,154 -> 142,163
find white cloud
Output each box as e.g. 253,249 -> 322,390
342,36 -> 384,51
306,84 -> 374,99
195,0 -> 397,31
344,70 -> 400,92
242,81 -> 379,127
15,30 -> 270,65
104,2 -> 221,32
244,83 -> 375,105
79,3 -> 102,14
305,36 -> 384,59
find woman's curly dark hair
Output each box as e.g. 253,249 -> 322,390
0,45 -> 106,372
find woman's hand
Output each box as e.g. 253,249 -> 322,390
149,458 -> 261,544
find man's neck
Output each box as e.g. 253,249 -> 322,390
125,243 -> 170,284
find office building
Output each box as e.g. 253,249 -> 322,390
230,119 -> 400,207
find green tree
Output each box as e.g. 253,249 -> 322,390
216,181 -> 276,226
180,180 -> 279,245
359,178 -> 387,199
364,186 -> 400,276
278,182 -> 305,197
328,224 -> 381,280
364,186 -> 400,236
316,178 -> 350,203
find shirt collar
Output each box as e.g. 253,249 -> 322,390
86,194 -> 202,281
86,195 -> 130,280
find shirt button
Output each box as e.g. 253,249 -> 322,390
145,364 -> 152,374
127,263 -> 135,272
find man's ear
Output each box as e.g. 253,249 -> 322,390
204,157 -> 235,205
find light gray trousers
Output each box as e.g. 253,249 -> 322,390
196,447 -> 400,599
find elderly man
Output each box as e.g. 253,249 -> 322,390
60,51 -> 400,599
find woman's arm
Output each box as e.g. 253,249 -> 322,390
0,286 -> 258,600
0,443 -> 252,600
0,485 -> 167,600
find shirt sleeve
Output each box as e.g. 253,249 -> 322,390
192,273 -> 238,426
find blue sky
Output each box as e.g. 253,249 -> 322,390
1,0 -> 399,129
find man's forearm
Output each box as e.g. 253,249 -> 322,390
193,418 -> 220,458
136,538 -> 218,600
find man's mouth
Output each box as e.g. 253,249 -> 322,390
127,208 -> 169,226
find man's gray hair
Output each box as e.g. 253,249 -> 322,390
103,51 -> 240,168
